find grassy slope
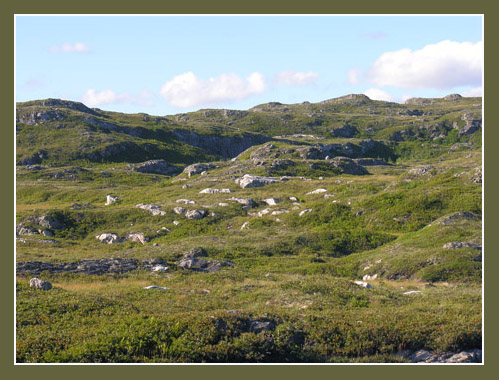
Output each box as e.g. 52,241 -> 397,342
15,95 -> 482,363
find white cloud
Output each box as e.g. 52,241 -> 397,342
462,86 -> 483,97
347,68 -> 362,84
49,42 -> 90,53
274,70 -> 319,86
81,89 -> 156,108
368,40 -> 483,90
81,89 -> 132,107
160,72 -> 266,108
363,88 -> 394,102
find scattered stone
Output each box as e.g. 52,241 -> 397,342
407,165 -> 436,176
263,198 -> 279,206
126,233 -> 148,245
248,208 -> 272,217
354,281 -> 373,289
404,349 -> 482,363
289,196 -> 298,202
218,202 -> 229,207
29,278 -> 52,291
144,285 -> 169,290
199,188 -> 234,194
271,209 -> 289,216
173,207 -> 186,215
176,199 -> 196,205
443,242 -> 482,250
105,195 -> 118,206
135,204 -> 166,216
306,188 -> 327,195
95,233 -> 123,244
185,209 -> 207,220
236,174 -> 282,189
299,208 -> 312,217
362,274 -> 378,281
241,221 -> 250,230
18,258 -> 140,275
151,265 -> 168,272
403,291 -> 422,295
173,220 -> 180,226
227,197 -> 256,208
471,167 -> 482,184
177,258 -> 234,273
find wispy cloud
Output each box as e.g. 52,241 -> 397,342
48,42 -> 91,54
274,70 -> 319,86
367,40 -> 483,90
159,72 -> 266,108
81,89 -> 156,108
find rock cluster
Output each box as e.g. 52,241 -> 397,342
236,174 -> 284,189
135,203 -> 166,216
177,248 -> 234,273
183,163 -> 215,177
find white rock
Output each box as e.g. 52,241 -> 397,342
176,199 -> 196,205
299,208 -> 313,216
126,233 -> 148,245
95,233 -> 122,244
403,291 -> 422,295
105,195 -> 118,206
271,209 -> 289,215
218,202 -> 229,207
241,221 -> 250,230
289,196 -> 298,201
29,278 -> 52,290
236,174 -> 281,189
135,203 -> 166,216
362,274 -> 378,281
306,188 -> 327,195
151,265 -> 168,272
199,188 -> 234,194
173,220 -> 180,226
173,207 -> 186,215
185,209 -> 207,220
263,198 -> 280,206
324,194 -> 335,199
144,285 -> 169,290
354,281 -> 373,289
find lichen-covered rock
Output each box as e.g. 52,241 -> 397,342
407,165 -> 436,177
263,198 -> 279,206
227,197 -> 256,208
127,233 -> 148,245
436,212 -> 479,226
236,174 -> 282,189
185,209 -> 207,220
135,203 -> 166,216
95,233 -> 122,244
29,278 -> 52,291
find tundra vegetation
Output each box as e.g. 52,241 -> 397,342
16,94 -> 482,363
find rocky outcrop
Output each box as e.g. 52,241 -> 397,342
173,129 -> 271,159
443,94 -> 463,101
443,242 -> 482,250
331,124 -> 358,138
177,257 -> 234,273
436,212 -> 479,226
398,349 -> 482,363
183,163 -> 215,177
95,233 -> 123,244
403,97 -> 435,106
236,174 -> 285,189
17,150 -> 49,165
131,159 -> 178,175
327,157 -> 368,175
29,278 -> 52,290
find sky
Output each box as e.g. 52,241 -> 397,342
15,15 -> 483,116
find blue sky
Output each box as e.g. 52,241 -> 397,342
15,15 -> 483,115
